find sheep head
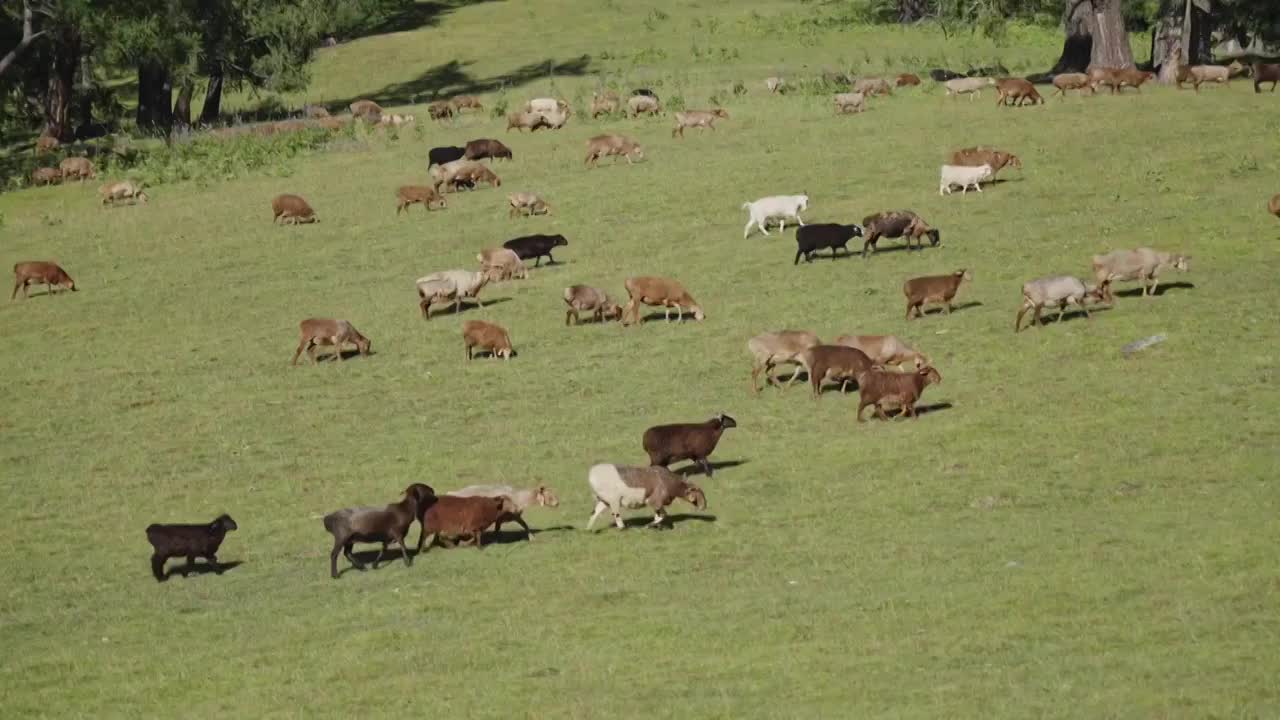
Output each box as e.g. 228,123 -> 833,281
213,514 -> 239,533
684,485 -> 707,510
691,305 -> 706,321
536,486 -> 560,508
919,366 -> 942,386
354,334 -> 372,356
715,413 -> 738,429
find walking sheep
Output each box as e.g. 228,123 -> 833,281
586,464 -> 707,530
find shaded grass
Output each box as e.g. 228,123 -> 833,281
3,4 -> 1280,719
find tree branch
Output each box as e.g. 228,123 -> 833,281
0,0 -> 46,79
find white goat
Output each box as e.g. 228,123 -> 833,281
742,194 -> 809,238
939,164 -> 993,195
944,77 -> 995,100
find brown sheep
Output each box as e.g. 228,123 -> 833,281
856,366 -> 942,422
463,138 -> 513,162
903,269 -> 972,320
291,318 -> 371,365
854,77 -> 892,97
396,185 -> 447,214
1116,68 -> 1154,92
671,109 -> 729,138
585,133 -> 644,167
1253,63 -> 1280,92
895,73 -> 921,87
417,495 -> 518,551
860,210 -> 939,257
12,261 -> 76,300
1088,67 -> 1123,93
642,414 -> 736,477
35,133 -> 60,154
947,147 -> 1022,178
451,95 -> 483,112
304,104 -> 331,118
622,276 -> 703,325
32,167 -> 62,186
58,157 -> 95,181
564,285 -> 622,325
1051,72 -> 1093,98
1269,193 -> 1280,219
798,345 -> 878,399
99,180 -> 149,206
271,194 -> 317,224
462,320 -> 513,360
591,91 -> 621,117
428,101 -> 454,121
995,77 -> 1044,106
349,99 -> 383,120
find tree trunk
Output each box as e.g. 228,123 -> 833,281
44,27 -> 80,141
1182,0 -> 1213,65
136,62 -> 174,134
173,80 -> 194,130
1052,0 -> 1135,73
199,71 -> 223,125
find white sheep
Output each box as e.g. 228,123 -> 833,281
943,76 -> 995,100
447,484 -> 560,540
939,164 -> 993,195
585,464 -> 706,530
1015,275 -> 1107,332
415,269 -> 489,319
742,194 -> 809,238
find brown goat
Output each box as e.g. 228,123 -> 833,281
291,318 -> 371,365
1051,72 -> 1093,98
861,210 -> 940,257
995,78 -> 1044,106
396,185 -> 446,214
856,366 -> 942,422
903,269 -> 972,320
800,345 -> 878,399
462,320 -> 513,360
12,261 -> 76,300
895,73 -> 921,87
948,147 -> 1022,177
1254,63 -> 1280,93
622,276 -> 703,325
32,167 -> 62,186
417,495 -> 518,551
271,194 -> 317,224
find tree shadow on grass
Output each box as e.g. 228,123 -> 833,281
673,459 -> 749,477
159,560 -> 243,581
1113,281 -> 1195,299
342,0 -> 501,41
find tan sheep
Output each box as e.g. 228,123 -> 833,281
584,134 -> 644,168
271,194 -> 317,224
99,180 -> 149,206
396,185 -> 446,214
507,192 -> 551,217
671,109 -> 728,138
622,276 -> 703,325
462,320 -> 513,360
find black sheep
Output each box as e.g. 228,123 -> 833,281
632,88 -> 660,101
503,234 -> 569,267
428,146 -> 466,168
929,68 -> 966,82
323,483 -> 434,579
794,223 -> 863,264
463,138 -> 513,162
145,514 -> 238,582
642,413 -> 737,477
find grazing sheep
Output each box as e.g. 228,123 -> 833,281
748,330 -> 821,393
1227,60 -> 1249,78
304,104 -> 331,118
794,223 -> 864,264
765,76 -> 786,93
1015,275 -> 1107,332
464,138 -> 513,162
462,319 -> 513,360
35,133 -> 60,154
742,194 -> 809,238
506,111 -> 548,132
503,233 -> 568,266
428,145 -> 467,168
1269,193 -> 1280,219
944,77 -> 994,100
146,514 -> 238,582
58,156 -> 95,181
947,147 -> 1022,178
432,159 -> 500,193
833,335 -> 929,370
860,210 -> 939,257
939,164 -> 993,195
1253,63 -> 1280,92
584,133 -> 644,167
447,485 -> 560,541
427,101 -> 454,121
417,495 -> 518,551
99,180 -> 149,206
1051,72 -> 1094,98
627,94 -> 662,116
1116,68 -> 1155,92
349,99 -> 383,120
895,73 -> 922,87
622,276 -> 704,325
587,464 -> 706,530
855,366 -> 942,422
833,92 -> 866,114
415,269 -> 489,319
1087,67 -> 1123,93
591,91 -> 621,117
477,247 -> 528,281
324,484 -> 433,579
507,191 -> 551,217
271,194 -> 317,224
451,95 -> 483,111
995,77 -> 1044,106
903,269 -> 972,320
291,318 -> 371,365
799,345 -> 878,399
32,167 -> 62,186
1091,248 -> 1191,301
564,285 -> 622,325
396,185 -> 446,214
854,77 -> 892,97
1176,65 -> 1230,91
11,261 -> 76,299
643,414 -> 736,477
672,109 -> 728,138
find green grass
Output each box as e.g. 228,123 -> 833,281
3,1 -> 1280,718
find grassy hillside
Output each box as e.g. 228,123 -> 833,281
3,1 -> 1279,718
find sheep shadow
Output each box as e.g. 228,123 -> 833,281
621,513 -> 717,529
310,349 -> 377,362
866,402 -> 954,420
637,312 -> 700,323
674,459 -> 749,477
423,296 -> 512,319
1026,304 -> 1113,327
862,244 -> 939,258
159,560 -> 243,580
481,524 -> 576,545
913,301 -> 983,317
1113,282 -> 1195,299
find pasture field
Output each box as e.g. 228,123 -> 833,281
3,1 -> 1280,718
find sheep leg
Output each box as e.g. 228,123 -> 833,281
306,342 -> 319,364
183,556 -> 196,577
750,363 -> 764,394
876,403 -> 891,422
473,530 -> 485,549
511,515 -> 534,541
1148,277 -> 1159,297
370,543 -> 386,569
782,365 -> 803,389
396,534 -> 411,566
856,400 -> 870,422
291,339 -> 308,365
330,542 -> 344,578
1032,305 -> 1043,328
1015,304 -> 1030,332
699,457 -> 713,477
208,553 -> 222,574
10,280 -> 21,300
674,304 -> 684,322
796,214 -> 804,227
649,509 -> 666,528
151,554 -> 168,582
332,336 -> 344,361
586,500 -> 608,530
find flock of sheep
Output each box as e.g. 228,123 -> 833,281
12,60 -> 1280,582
